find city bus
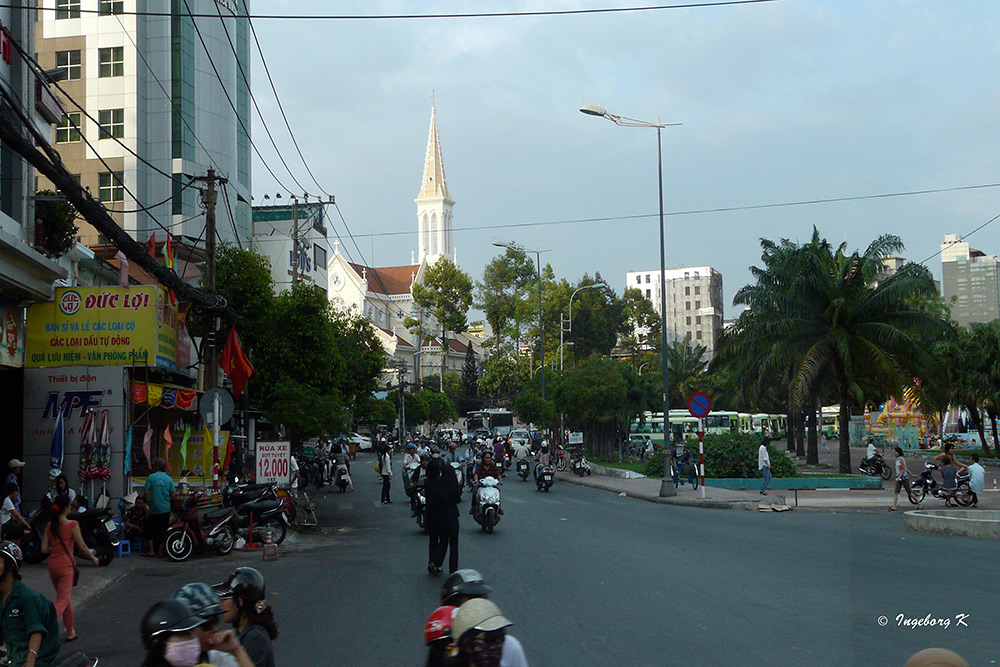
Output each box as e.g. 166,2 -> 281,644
465,409 -> 515,439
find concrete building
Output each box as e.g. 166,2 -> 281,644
0,3 -> 68,476
252,201 -> 329,293
625,265 -> 724,358
941,233 -> 1000,327
35,0 -> 252,247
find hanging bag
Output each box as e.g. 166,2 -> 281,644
54,523 -> 80,586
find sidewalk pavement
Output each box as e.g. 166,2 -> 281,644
556,470 -> 1000,513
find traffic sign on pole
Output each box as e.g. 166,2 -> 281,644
688,391 -> 712,418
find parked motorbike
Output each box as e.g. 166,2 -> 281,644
22,494 -> 118,566
859,449 -> 892,480
535,463 -> 555,492
571,455 -> 592,477
555,444 -> 568,472
224,483 -> 288,544
516,458 -> 530,481
473,476 -> 502,534
911,463 -> 973,506
164,492 -> 236,562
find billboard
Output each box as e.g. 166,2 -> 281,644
26,286 -> 177,369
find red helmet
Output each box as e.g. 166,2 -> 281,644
424,605 -> 459,645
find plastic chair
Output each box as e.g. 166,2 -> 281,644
116,538 -> 131,557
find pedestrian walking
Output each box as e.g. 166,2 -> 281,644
380,444 -> 394,504
967,454 -> 985,507
214,567 -> 278,667
890,446 -> 921,511
143,458 -> 175,557
40,493 -> 99,642
758,437 -> 771,496
425,458 -> 462,575
0,541 -> 61,667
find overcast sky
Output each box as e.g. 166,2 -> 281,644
246,1 -> 1000,314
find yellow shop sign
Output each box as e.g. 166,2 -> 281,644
26,286 -> 177,369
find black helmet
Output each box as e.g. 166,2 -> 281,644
440,568 -> 492,606
0,541 -> 22,576
213,567 -> 266,601
140,600 -> 206,649
173,582 -> 223,619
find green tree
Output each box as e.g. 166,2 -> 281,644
412,258 -> 474,390
478,355 -> 528,402
354,394 -> 399,434
723,230 -> 947,472
556,356 -> 631,460
268,379 -> 347,447
417,389 -> 458,430
620,287 -> 661,361
477,248 -> 536,354
562,274 -> 626,359
462,344 -> 479,399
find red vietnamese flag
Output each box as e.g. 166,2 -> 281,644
218,326 -> 253,398
145,231 -> 157,257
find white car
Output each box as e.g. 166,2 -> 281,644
509,429 -> 529,447
347,433 -> 372,450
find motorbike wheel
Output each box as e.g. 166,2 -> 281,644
416,510 -> 425,530
556,459 -> 567,472
691,474 -> 699,490
954,484 -> 974,507
485,508 -> 496,534
880,463 -> 892,481
910,485 -> 926,504
93,542 -> 114,567
282,499 -> 297,526
165,529 -> 195,562
215,524 -> 236,555
254,518 -> 287,545
21,533 -> 47,565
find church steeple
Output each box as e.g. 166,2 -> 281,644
416,105 -> 454,264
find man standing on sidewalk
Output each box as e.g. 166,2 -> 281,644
758,437 -> 771,496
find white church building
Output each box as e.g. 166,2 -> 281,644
327,107 -> 480,387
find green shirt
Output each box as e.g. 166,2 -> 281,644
144,471 -> 176,515
1,580 -> 60,667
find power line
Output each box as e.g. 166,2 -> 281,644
917,212 -> 1000,266
16,1 -> 780,20
348,181 -> 1000,239
179,0 -> 295,195
211,0 -> 311,195
243,0 -> 331,198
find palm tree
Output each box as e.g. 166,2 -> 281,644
723,230 -> 946,473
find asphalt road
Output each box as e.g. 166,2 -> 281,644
72,454 -> 997,666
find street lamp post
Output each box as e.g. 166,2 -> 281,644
638,362 -> 649,375
581,103 -> 680,498
559,282 -> 604,450
493,241 -> 550,398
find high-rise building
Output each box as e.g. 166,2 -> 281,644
940,233 -> 1000,327
625,266 -> 724,358
35,0 -> 251,247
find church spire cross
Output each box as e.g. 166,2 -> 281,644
417,105 -> 451,201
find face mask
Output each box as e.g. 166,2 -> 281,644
163,636 -> 202,667
464,631 -> 505,667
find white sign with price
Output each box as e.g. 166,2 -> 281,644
256,441 -> 291,488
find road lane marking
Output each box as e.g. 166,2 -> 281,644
564,498 -> 591,505
506,497 -> 528,504
537,498 -> 563,504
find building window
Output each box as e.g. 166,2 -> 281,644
694,285 -> 701,295
314,244 -> 327,270
645,274 -> 650,283
55,112 -> 82,143
696,330 -> 703,340
684,286 -> 690,295
56,0 -> 80,19
695,301 -> 701,309
98,0 -> 123,15
685,301 -> 690,310
98,172 -> 124,202
685,316 -> 691,325
98,109 -> 124,139
98,47 -> 124,77
644,289 -> 650,298
55,50 -> 81,80
696,316 -> 702,325
635,275 -> 641,285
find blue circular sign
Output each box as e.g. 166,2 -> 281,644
688,392 -> 712,418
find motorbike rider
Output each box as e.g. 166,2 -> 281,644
492,436 -> 507,469
533,443 -> 552,483
0,541 -> 61,667
411,453 -> 431,517
471,452 -> 503,517
672,440 -> 696,485
214,567 -> 278,667
439,570 -> 529,667
444,443 -> 462,465
174,582 -> 256,667
424,605 -> 460,667
333,450 -> 353,490
511,440 -> 531,466
862,438 -> 879,470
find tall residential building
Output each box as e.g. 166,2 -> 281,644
35,0 -> 251,247
625,266 -> 724,358
940,233 -> 1000,327
252,201 -> 329,293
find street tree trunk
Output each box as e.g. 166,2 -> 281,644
786,408 -> 796,452
440,325 -> 447,392
795,410 -> 806,458
839,387 -> 852,474
987,409 -> 999,457
969,406 -> 988,456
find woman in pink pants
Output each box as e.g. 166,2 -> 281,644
41,493 -> 99,640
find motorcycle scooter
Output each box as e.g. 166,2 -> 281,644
911,462 -> 973,505
535,463 -> 555,492
164,492 -> 236,562
516,457 -> 530,481
22,494 -> 118,566
473,476 -> 502,534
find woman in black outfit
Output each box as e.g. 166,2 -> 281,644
424,458 -> 462,575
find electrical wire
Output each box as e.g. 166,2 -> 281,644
221,184 -> 244,250
243,0 -> 331,198
917,212 -> 1000,266
179,0 -> 295,195
211,0 -> 310,195
348,181 -> 1000,239
16,1 -> 780,20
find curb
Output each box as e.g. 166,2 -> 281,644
557,473 -> 740,510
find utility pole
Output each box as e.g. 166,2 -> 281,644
291,196 -> 300,287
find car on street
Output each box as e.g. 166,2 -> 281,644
347,432 -> 372,450
509,428 -> 530,448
